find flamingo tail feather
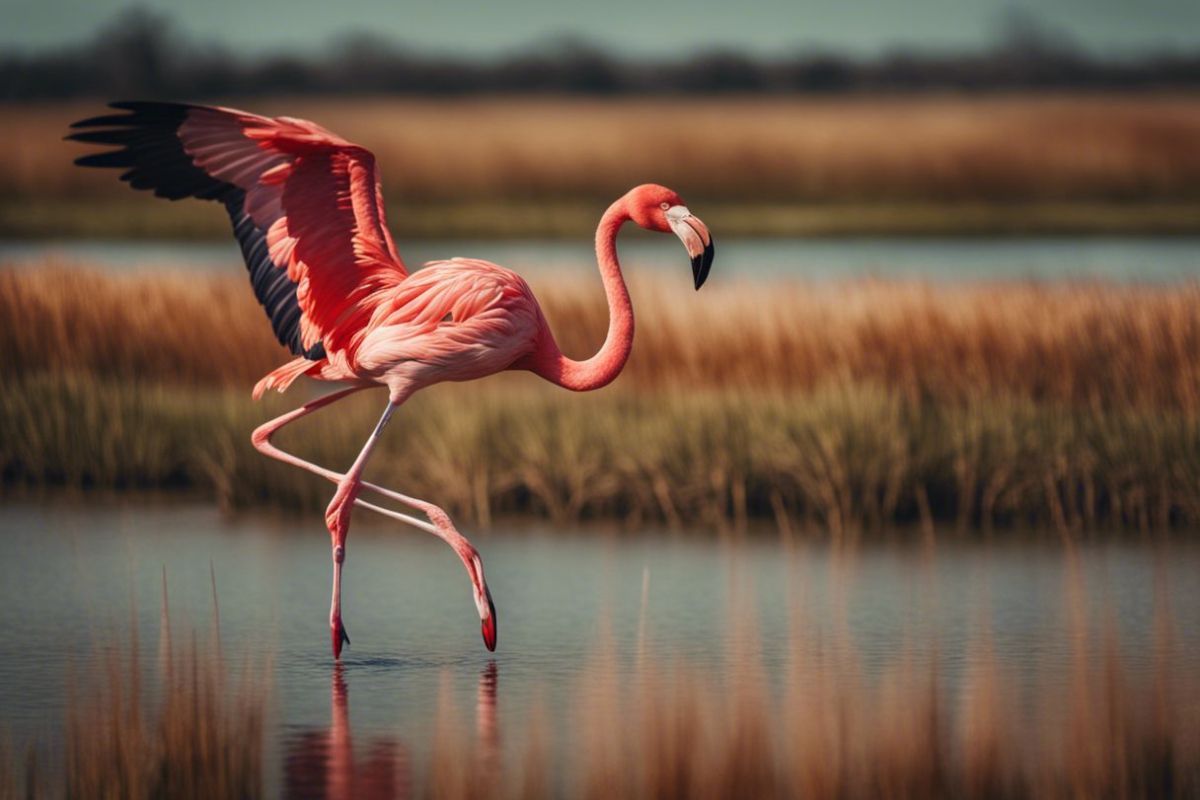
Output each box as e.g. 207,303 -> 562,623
253,357 -> 320,400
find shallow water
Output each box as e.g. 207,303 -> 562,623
1,503 -> 1198,791
4,235 -> 1200,282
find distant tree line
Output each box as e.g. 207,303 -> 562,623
5,7 -> 1200,99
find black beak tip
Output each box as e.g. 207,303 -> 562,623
692,240 -> 715,290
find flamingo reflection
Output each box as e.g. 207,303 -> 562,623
476,661 -> 499,776
285,662 -> 501,799
284,665 -> 410,800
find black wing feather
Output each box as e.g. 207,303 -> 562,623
67,101 -> 324,359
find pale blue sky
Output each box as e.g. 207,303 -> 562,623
4,0 -> 1200,57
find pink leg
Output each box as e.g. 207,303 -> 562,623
251,387 -> 498,657
324,398 -> 403,657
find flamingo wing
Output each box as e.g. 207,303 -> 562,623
68,101 -> 407,357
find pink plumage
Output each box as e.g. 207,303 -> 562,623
70,101 -> 715,658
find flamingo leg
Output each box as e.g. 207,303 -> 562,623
250,386 -> 498,656
322,399 -> 400,657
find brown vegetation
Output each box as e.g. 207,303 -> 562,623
7,95 -> 1200,204
0,629 -> 265,800
2,267 -> 1199,531
8,94 -> 1200,237
3,266 -> 1199,410
7,371 -> 1200,532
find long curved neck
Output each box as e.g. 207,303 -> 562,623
533,199 -> 633,391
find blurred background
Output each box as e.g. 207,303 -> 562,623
3,3 -> 1200,798
3,1 -> 1200,241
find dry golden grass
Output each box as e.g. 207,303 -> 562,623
3,265 -> 1199,412
3,265 -> 1200,530
6,94 -> 1200,206
0,267 -> 284,388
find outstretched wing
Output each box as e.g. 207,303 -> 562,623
68,101 -> 408,357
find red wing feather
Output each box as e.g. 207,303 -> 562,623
70,102 -> 407,356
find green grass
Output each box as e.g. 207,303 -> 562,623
4,373 -> 1198,533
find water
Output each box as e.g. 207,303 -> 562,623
4,235 -> 1200,282
1,503 -> 1198,792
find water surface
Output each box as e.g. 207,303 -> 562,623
4,235 -> 1200,282
1,504 -> 1197,791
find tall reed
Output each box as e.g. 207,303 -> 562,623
0,613 -> 266,800
60,639 -> 265,799
3,267 -> 1199,412
4,373 -> 1199,532
4,266 -> 1198,530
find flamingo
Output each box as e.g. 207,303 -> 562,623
68,101 -> 715,658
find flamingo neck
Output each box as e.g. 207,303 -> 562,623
534,199 -> 633,391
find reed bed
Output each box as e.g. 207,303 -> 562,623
4,372 -> 1199,532
8,95 -> 1200,205
3,266 -> 1199,531
3,266 -> 1199,411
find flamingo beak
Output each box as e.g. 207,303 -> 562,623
480,585 -> 498,651
332,621 -> 350,659
667,205 -> 715,290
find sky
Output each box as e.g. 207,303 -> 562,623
4,0 -> 1200,58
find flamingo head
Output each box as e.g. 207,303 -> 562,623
625,183 -> 715,290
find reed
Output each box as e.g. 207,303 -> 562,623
0,632 -> 266,800
3,267 -> 1199,412
61,642 -> 265,799
4,266 -> 1198,531
3,372 -> 1199,532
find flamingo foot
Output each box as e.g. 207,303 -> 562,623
480,586 -> 498,652
332,618 -> 350,659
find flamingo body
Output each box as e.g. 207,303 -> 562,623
69,101 -> 714,658
261,258 -> 543,399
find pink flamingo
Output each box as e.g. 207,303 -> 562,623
69,102 -> 715,658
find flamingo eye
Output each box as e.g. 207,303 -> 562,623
660,202 -> 670,210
